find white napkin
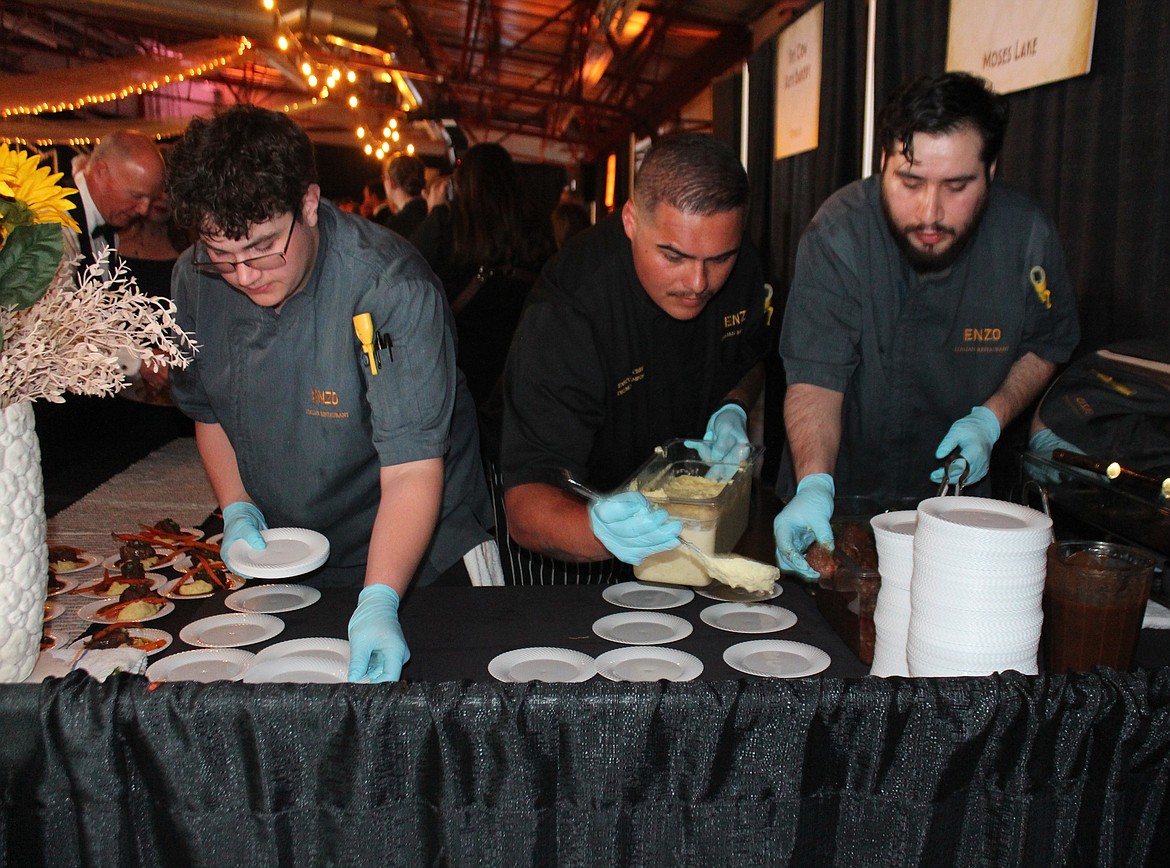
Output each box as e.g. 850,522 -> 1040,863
1143,599 -> 1170,629
28,647 -> 148,682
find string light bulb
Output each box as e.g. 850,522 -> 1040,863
277,35 -> 289,51
348,95 -> 359,108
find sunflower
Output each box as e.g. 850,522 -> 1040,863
0,144 -> 80,240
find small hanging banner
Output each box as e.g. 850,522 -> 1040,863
773,3 -> 824,161
946,0 -> 1098,95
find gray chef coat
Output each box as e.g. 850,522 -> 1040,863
170,200 -> 492,586
779,176 -> 1081,500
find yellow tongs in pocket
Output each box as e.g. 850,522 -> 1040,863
936,446 -> 971,497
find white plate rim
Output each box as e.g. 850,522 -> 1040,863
179,613 -> 285,648
723,639 -> 831,678
487,647 -> 597,683
600,581 -> 695,610
591,611 -> 693,646
48,551 -> 101,574
76,598 -> 175,624
75,626 -> 173,656
46,575 -> 79,597
223,583 -> 322,613
241,654 -> 348,684
594,646 -> 704,682
43,599 -> 65,621
145,648 -> 256,682
253,637 -> 350,665
695,582 -> 783,602
76,571 -> 166,599
225,527 -> 330,579
699,603 -> 798,634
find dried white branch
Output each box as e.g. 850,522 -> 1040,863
0,250 -> 198,409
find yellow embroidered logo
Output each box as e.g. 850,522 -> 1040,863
310,389 -> 339,405
963,328 -> 1003,342
1029,265 -> 1051,310
616,366 -> 644,396
763,283 -> 775,326
723,309 -> 747,328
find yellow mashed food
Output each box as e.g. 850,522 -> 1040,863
643,475 -> 726,500
114,601 -> 162,621
177,579 -> 214,596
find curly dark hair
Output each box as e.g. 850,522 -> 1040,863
167,104 -> 317,238
877,72 -> 1009,172
633,132 -> 748,216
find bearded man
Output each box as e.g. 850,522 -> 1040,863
773,71 -> 1080,579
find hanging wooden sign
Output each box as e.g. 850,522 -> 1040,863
774,3 -> 824,160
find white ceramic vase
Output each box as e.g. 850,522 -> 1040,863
0,401 -> 47,682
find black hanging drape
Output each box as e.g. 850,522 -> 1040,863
4,671 -> 1170,866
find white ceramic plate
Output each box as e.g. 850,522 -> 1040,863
46,575 -> 78,597
146,648 -> 256,682
76,572 -> 165,599
595,647 -> 704,682
204,532 -> 224,547
601,582 -> 694,610
77,598 -> 174,624
487,647 -> 597,683
180,613 -> 285,648
699,603 -> 797,634
102,551 -> 181,573
224,584 -> 321,614
241,655 -> 348,684
48,551 -> 100,574
43,599 -> 65,622
160,573 -> 245,600
591,612 -> 693,646
695,582 -> 783,603
77,626 -> 173,656
253,637 -> 350,667
225,527 -> 330,579
723,640 -> 831,678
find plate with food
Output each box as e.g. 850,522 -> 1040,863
75,625 -> 173,655
180,613 -> 285,648
76,571 -> 165,599
146,649 -> 256,683
161,570 -> 245,600
102,550 -> 181,573
114,519 -> 205,548
48,545 -> 100,574
695,582 -> 783,603
47,573 -> 78,597
43,599 -> 65,622
77,597 -> 175,625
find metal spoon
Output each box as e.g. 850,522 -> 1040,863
559,469 -> 779,594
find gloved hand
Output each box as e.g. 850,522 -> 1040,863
221,501 -> 268,578
1026,428 -> 1085,484
347,584 -> 410,683
685,404 -> 752,482
773,473 -> 836,580
930,406 -> 1001,486
589,491 -> 683,565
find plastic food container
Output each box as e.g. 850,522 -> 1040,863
815,511 -> 882,665
627,439 -> 764,587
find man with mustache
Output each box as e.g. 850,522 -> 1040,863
774,72 -> 1080,579
498,133 -> 771,583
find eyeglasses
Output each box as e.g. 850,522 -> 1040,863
192,218 -> 295,276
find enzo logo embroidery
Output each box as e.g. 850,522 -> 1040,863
311,389 -> 339,405
963,328 -> 1003,342
723,309 -> 747,328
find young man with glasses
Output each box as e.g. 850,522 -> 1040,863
167,105 -> 496,683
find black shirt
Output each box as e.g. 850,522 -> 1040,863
501,214 -> 770,493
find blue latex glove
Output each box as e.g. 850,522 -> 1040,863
773,473 -> 836,580
1026,428 -> 1085,483
930,406 -> 1001,486
684,404 -> 752,482
221,501 -> 267,578
588,491 -> 683,565
347,584 -> 410,683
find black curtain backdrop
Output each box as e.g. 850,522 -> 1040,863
723,0 -> 1170,478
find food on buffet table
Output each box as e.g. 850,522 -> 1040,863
805,543 -> 837,579
154,518 -> 183,535
47,573 -> 67,596
48,545 -> 88,572
83,624 -> 170,653
836,523 -> 879,570
78,564 -> 156,598
97,596 -> 167,622
642,475 -> 726,499
174,578 -> 215,596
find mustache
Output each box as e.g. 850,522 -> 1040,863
667,289 -> 716,302
905,223 -> 956,238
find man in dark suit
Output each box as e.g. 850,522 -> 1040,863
381,152 -> 428,238
67,129 -> 165,272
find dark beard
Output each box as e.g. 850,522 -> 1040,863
881,188 -> 988,273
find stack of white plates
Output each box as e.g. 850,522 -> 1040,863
907,496 -> 1052,676
869,510 -> 917,677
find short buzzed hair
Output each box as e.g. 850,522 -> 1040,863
633,133 -> 748,216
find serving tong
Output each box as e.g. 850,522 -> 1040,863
935,446 -> 971,497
